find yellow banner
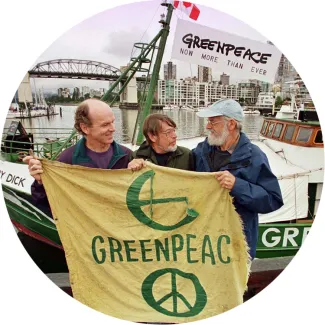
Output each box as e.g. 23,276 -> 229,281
42,160 -> 249,323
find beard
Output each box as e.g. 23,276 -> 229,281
208,127 -> 229,146
165,144 -> 177,152
156,142 -> 177,153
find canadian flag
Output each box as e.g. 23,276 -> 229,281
166,1 -> 200,21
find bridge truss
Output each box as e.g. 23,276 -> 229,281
28,59 -> 121,81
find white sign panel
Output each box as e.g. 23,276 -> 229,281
171,20 -> 282,83
0,161 -> 33,194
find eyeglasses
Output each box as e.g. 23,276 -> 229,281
206,119 -> 225,126
161,128 -> 177,137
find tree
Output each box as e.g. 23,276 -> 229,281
275,96 -> 283,108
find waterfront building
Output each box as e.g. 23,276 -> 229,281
255,92 -> 274,111
57,87 -> 70,98
82,86 -> 90,96
220,73 -> 230,86
158,80 -> 260,107
275,55 -> 311,102
163,61 -> 177,80
73,87 -> 80,99
248,79 -> 271,93
198,66 -> 212,82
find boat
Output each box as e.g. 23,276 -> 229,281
243,109 -> 260,115
6,105 -> 57,119
162,104 -> 179,110
180,104 -> 197,111
1,1 -> 322,286
7,80 -> 58,119
259,106 -> 323,222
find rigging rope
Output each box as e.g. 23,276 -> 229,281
276,167 -> 323,180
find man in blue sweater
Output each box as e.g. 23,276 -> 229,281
193,99 -> 283,259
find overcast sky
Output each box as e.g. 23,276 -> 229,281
32,0 -> 270,92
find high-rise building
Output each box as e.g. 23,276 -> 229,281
275,54 -> 307,99
164,61 -> 176,80
276,54 -> 296,82
58,87 -> 70,98
198,66 -> 212,82
63,88 -> 70,98
220,73 -> 230,86
82,86 -> 90,96
73,87 -> 80,99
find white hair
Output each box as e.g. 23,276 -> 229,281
224,116 -> 242,133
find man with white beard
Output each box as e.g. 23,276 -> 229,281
193,98 -> 283,260
129,113 -> 194,170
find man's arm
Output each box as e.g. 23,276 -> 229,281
230,158 -> 284,214
31,180 -> 53,217
23,148 -> 72,216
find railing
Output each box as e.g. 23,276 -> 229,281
1,128 -> 80,163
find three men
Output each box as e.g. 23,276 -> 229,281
24,98 -> 283,258
193,98 -> 283,259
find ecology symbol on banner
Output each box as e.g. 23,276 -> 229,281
127,170 -> 206,316
141,268 -> 207,317
126,170 -> 199,230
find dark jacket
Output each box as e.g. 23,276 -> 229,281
31,138 -> 132,217
193,133 -> 283,259
133,141 -> 194,171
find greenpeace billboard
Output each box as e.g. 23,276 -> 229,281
171,19 -> 282,83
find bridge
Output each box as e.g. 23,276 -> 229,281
28,59 -> 148,82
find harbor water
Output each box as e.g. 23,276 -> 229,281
3,105 -> 264,143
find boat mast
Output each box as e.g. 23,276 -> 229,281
33,78 -> 38,107
272,84 -> 281,115
135,2 -> 174,145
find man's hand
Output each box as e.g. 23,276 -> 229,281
23,150 -> 43,184
128,158 -> 146,171
215,171 -> 235,190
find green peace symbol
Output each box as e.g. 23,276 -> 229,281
142,268 -> 207,317
126,170 -> 199,231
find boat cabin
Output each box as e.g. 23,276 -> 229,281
260,110 -> 323,148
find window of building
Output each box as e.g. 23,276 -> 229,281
267,123 -> 275,137
296,127 -> 313,143
283,125 -> 296,142
315,130 -> 323,144
273,123 -> 284,138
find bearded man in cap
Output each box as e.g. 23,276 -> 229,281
193,99 -> 283,259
